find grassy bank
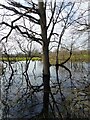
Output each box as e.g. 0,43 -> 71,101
49,52 -> 90,64
0,57 -> 42,62
0,51 -> 90,63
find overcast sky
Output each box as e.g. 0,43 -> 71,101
0,0 -> 88,54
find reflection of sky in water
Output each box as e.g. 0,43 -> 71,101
1,61 -> 90,118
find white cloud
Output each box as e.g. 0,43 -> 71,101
0,0 -> 6,4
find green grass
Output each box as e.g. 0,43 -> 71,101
0,57 -> 42,62
32,57 -> 42,61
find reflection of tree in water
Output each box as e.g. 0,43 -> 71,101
1,61 -> 43,119
0,0 -> 89,119
1,61 -> 90,119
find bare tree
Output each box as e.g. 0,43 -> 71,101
0,0 -> 88,118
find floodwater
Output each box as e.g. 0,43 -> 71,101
0,61 -> 90,119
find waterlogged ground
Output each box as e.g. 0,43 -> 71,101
0,61 -> 90,119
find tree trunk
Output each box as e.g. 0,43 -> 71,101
38,0 -> 50,117
42,43 -> 50,117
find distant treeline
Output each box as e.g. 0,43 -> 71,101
2,51 -> 41,58
2,50 -> 89,57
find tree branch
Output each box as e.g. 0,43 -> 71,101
0,4 -> 40,24
0,22 -> 42,45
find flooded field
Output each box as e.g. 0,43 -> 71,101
0,61 -> 90,119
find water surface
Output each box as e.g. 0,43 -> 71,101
1,61 -> 90,119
